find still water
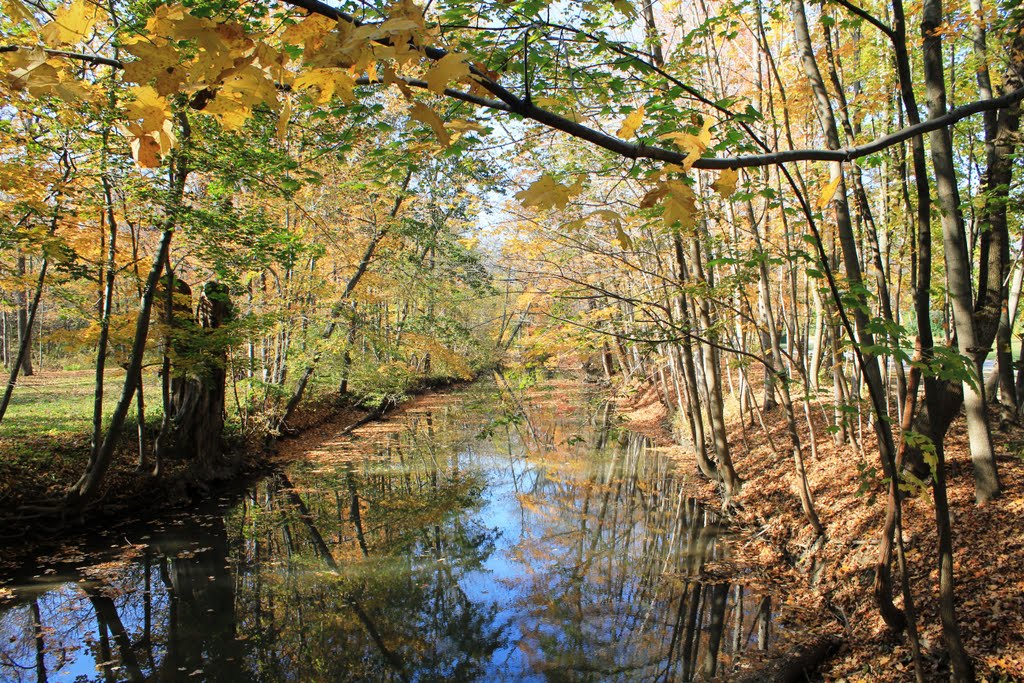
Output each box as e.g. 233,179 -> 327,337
0,379 -> 786,682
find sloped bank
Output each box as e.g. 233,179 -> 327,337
617,381 -> 1024,682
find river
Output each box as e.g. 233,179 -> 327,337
0,378 -> 788,681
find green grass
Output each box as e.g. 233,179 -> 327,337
0,368 -> 162,441
0,368 -> 165,503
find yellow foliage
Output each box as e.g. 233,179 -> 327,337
817,170 -> 842,210
293,68 -> 356,104
712,168 -> 739,198
515,174 -> 583,211
660,118 -> 713,170
616,104 -> 644,138
408,101 -> 450,146
424,53 -> 470,94
40,0 -> 100,46
3,0 -> 38,28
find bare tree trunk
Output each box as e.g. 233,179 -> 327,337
16,254 -> 33,377
67,227 -> 175,507
90,170 -> 119,467
790,0 -> 898,487
0,259 -> 47,425
923,0 -> 1001,505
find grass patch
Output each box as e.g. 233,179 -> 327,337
0,369 -> 165,505
0,368 -> 162,441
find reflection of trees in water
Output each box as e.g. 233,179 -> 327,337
0,384 -> 779,682
221,407 -> 504,681
508,426 -> 775,681
0,513 -> 246,683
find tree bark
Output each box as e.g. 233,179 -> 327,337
16,254 -> 33,377
923,0 -> 1001,505
0,259 -> 47,424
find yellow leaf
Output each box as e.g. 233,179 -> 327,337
3,0 -> 38,28
277,96 -> 291,144
712,168 -> 739,198
640,184 -> 669,208
125,85 -> 170,134
616,104 -> 644,139
660,118 -> 713,170
40,0 -> 100,46
409,101 -> 450,146
447,118 -> 486,134
515,174 -> 579,211
201,91 -> 251,130
663,179 -> 697,229
817,173 -> 842,210
293,68 -> 355,104
124,124 -> 162,168
382,65 -> 414,99
220,65 -> 278,109
281,14 -> 337,51
156,118 -> 176,155
424,53 -> 470,95
121,39 -> 184,95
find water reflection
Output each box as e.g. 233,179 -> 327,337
0,381 -> 783,681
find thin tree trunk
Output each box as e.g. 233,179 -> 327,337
0,259 -> 47,425
68,228 -> 174,506
17,255 -> 33,377
923,0 -> 1001,505
90,170 -> 119,466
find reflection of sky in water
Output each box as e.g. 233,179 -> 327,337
0,381 -> 784,682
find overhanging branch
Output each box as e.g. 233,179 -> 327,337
8,0 -> 1024,170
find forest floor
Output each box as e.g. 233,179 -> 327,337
619,380 -> 1024,682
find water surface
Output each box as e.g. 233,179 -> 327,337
0,379 -> 786,681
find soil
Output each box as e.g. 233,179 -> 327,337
617,378 -> 1024,682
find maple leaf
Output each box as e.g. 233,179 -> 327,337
125,86 -> 171,134
817,173 -> 842,210
660,119 -> 713,170
40,0 -> 100,46
425,53 -> 470,95
408,101 -> 450,146
515,174 -> 582,211
712,168 -> 739,198
293,68 -> 356,104
616,105 -> 644,138
662,179 -> 697,229
121,39 -> 184,95
124,123 -> 162,168
382,65 -> 414,98
281,13 -> 338,51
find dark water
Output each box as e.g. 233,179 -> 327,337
0,379 -> 787,682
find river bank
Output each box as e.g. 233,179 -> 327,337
0,368 -> 468,553
618,380 -> 1024,681
0,375 -> 812,681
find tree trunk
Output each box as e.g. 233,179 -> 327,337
923,0 -> 1001,505
16,254 -> 33,377
68,227 -> 174,508
0,259 -> 47,425
91,171 -> 119,467
167,282 -> 232,480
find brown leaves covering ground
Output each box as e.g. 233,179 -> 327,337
619,379 -> 1024,682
